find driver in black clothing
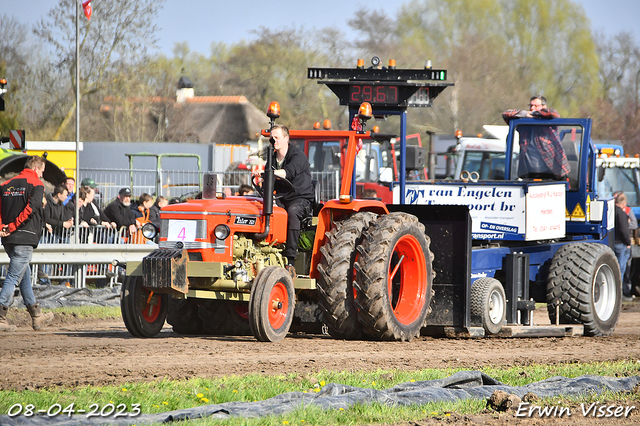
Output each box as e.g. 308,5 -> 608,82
268,124 -> 315,277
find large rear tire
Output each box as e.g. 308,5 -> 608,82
354,213 -> 434,341
317,211 -> 377,339
248,266 -> 295,342
470,277 -> 506,335
120,276 -> 167,338
198,300 -> 252,336
547,243 -> 621,336
167,297 -> 204,335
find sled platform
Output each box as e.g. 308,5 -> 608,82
496,324 -> 584,337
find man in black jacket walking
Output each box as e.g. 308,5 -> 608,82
0,156 -> 54,332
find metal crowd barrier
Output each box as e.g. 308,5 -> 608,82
78,168 -> 340,205
0,226 -> 157,289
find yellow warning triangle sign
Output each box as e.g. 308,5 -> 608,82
565,207 -> 570,219
571,203 -> 586,221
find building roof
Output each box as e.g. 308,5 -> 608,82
101,94 -> 268,144
166,97 -> 268,143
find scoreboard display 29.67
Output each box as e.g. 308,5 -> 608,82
348,84 -> 434,108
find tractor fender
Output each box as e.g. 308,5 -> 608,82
309,199 -> 388,279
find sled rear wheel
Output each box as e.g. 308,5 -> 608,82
470,278 -> 506,335
547,243 -> 621,336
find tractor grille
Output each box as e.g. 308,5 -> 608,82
142,248 -> 188,295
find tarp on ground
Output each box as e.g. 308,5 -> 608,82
6,284 -> 121,309
1,371 -> 638,425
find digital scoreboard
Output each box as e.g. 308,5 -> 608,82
308,64 -> 452,110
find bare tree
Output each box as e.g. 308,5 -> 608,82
34,0 -> 162,141
0,15 -> 32,132
589,31 -> 640,150
348,8 -> 398,62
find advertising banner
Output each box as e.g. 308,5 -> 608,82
397,182 -> 567,241
400,184 -> 526,240
525,184 -> 566,240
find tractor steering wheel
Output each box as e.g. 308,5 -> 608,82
252,173 -> 294,200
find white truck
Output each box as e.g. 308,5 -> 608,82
452,125 -> 518,181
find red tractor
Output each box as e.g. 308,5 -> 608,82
121,101 -> 434,342
121,58 -> 621,342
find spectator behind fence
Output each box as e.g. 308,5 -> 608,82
237,184 -> 254,196
40,184 -> 73,285
44,184 -> 73,238
104,187 -> 138,236
64,186 -> 87,219
132,193 -> 153,225
63,177 -> 75,206
79,185 -> 115,228
80,177 -> 100,208
149,196 -> 168,230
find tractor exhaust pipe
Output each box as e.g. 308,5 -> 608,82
252,137 -> 275,240
252,102 -> 280,241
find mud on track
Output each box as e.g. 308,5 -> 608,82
1,302 -> 638,393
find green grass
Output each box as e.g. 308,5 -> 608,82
48,305 -> 121,319
1,361 -> 638,425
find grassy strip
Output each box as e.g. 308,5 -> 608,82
48,305 -> 121,319
6,305 -> 121,321
1,361 -> 638,424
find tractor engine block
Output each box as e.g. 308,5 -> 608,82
231,235 -> 286,285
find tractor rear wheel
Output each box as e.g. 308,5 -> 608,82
317,211 -> 377,339
167,297 -> 204,335
248,266 -> 295,342
547,243 -> 621,336
199,300 -> 252,336
354,213 -> 434,341
120,276 -> 167,337
470,277 -> 506,335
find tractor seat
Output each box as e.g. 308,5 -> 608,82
301,180 -> 321,230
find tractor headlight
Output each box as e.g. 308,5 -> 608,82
141,223 -> 158,240
214,224 -> 231,240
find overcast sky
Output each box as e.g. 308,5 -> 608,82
2,0 -> 639,55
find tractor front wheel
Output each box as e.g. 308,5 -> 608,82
121,276 -> 167,337
248,266 -> 295,342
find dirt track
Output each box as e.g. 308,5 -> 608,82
1,302 -> 639,392
2,303 -> 640,425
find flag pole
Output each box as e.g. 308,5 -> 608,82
74,0 -> 81,283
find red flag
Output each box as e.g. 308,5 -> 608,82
82,0 -> 92,20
